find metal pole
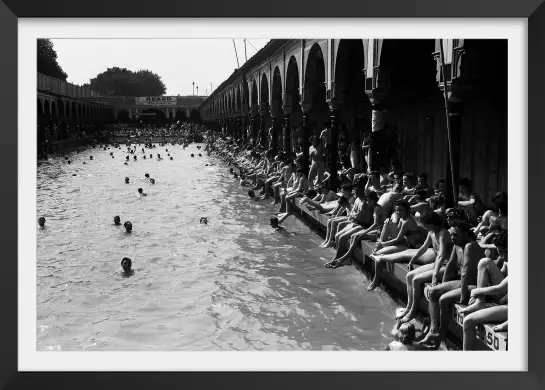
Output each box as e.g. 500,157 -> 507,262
439,40 -> 458,205
233,39 -> 240,68
244,39 -> 248,61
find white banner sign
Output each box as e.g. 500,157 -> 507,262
136,96 -> 177,106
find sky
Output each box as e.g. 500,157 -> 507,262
51,39 -> 270,96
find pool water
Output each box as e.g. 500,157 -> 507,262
36,143 -> 398,351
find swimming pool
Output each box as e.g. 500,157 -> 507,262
36,143 -> 398,351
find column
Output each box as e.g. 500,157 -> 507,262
329,110 -> 339,189
367,103 -> 388,172
445,101 -> 463,208
283,114 -> 291,155
302,110 -> 310,175
270,117 -> 277,150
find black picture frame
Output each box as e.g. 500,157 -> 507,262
0,0 -> 541,389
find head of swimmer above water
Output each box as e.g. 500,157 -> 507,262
121,257 -> 132,273
200,217 -> 208,224
90,156 -> 93,160
269,217 -> 279,228
150,179 -> 155,184
126,156 -> 130,161
125,177 -> 130,184
124,221 -> 132,233
38,217 -> 46,227
113,215 -> 121,225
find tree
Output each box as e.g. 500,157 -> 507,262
88,67 -> 166,97
38,39 -> 68,81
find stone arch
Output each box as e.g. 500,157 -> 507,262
243,81 -> 250,112
251,79 -> 258,110
271,66 -> 284,148
377,39 -> 438,93
37,97 -> 43,118
334,39 -> 370,165
304,43 -> 328,138
260,73 -> 269,104
51,100 -> 58,121
236,87 -> 241,114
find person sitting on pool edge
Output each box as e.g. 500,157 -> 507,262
325,190 -> 387,269
395,212 -> 454,324
461,231 -> 508,350
120,257 -> 134,277
415,173 -> 434,199
113,216 -> 121,226
472,192 -> 508,237
276,168 -> 309,225
366,199 -> 428,291
124,221 -> 133,233
417,220 -> 485,349
38,217 -> 46,227
457,178 -> 486,225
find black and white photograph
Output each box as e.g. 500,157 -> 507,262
35,36 -> 510,355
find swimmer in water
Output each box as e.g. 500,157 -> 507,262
157,154 -> 163,160
200,217 -> 208,224
138,188 -> 147,196
120,257 -> 134,277
150,178 -> 155,184
112,155 -> 115,159
150,154 -> 153,158
68,161 -> 71,164
198,153 -> 202,157
124,162 -> 128,165
124,221 -> 132,233
191,154 -> 194,158
145,173 -> 150,179
170,157 -> 173,160
38,217 -> 46,227
126,156 -> 129,161
65,157 -> 68,160
270,216 -> 289,236
134,156 -> 137,160
83,162 -> 87,164
384,322 -> 429,351
113,215 -> 121,225
230,168 -> 234,174
143,156 -> 146,159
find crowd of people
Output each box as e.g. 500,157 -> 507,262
207,130 -> 508,351
104,122 -> 207,145
39,120 -> 508,351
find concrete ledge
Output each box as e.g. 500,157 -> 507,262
291,200 -> 508,351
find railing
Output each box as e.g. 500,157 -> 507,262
37,73 -> 117,104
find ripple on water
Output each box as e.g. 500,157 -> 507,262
37,143 -> 397,351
